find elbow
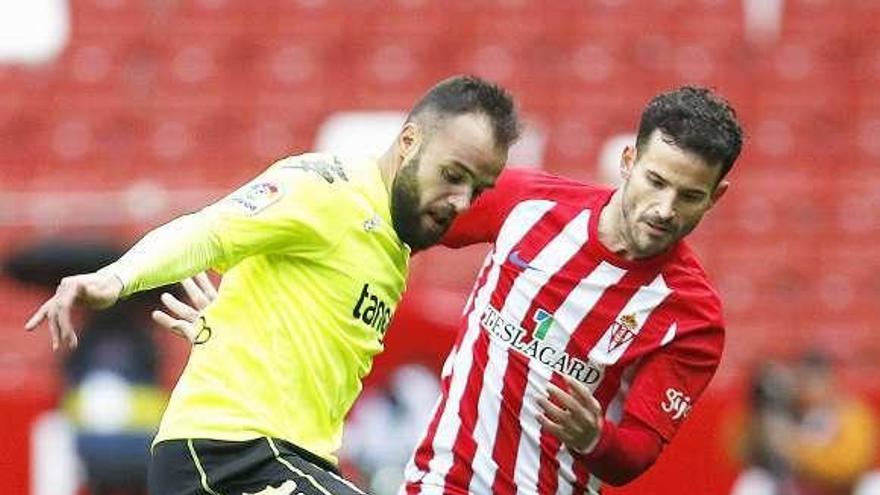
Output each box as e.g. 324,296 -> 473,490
593,456 -> 659,487
601,470 -> 644,487
597,463 -> 654,487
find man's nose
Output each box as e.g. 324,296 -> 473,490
655,193 -> 676,220
449,192 -> 470,214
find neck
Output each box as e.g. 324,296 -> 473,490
597,189 -> 632,259
376,146 -> 400,196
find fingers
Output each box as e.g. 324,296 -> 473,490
151,310 -> 196,342
193,272 -> 218,301
545,379 -> 601,429
563,374 -> 602,415
537,411 -> 564,436
537,395 -> 569,424
25,299 -> 53,331
160,292 -> 200,322
52,280 -> 79,350
181,278 -> 212,310
547,382 -> 581,412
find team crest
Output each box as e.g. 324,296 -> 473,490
229,181 -> 284,215
607,313 -> 638,352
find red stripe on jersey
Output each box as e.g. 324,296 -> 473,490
449,254 -> 496,366
490,352 -> 529,495
409,372 -> 454,490
538,267 -> 662,493
442,331 -> 490,490
565,268 -> 662,367
536,372 -> 566,494
408,256 -> 496,491
484,207 -> 600,494
415,202 -> 554,492
493,252 -> 607,495
455,204 -> 580,493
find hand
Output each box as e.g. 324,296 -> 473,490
537,374 -> 604,454
151,272 -> 217,343
24,272 -> 123,351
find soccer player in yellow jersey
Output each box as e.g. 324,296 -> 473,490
25,75 -> 521,495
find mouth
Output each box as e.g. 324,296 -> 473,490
426,209 -> 453,231
642,219 -> 672,237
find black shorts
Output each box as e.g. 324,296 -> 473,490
149,437 -> 368,495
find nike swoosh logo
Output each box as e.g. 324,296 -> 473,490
508,250 -> 540,271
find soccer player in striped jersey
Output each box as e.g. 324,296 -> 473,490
403,86 -> 744,495
24,75 -> 521,495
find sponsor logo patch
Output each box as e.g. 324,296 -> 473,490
481,305 -> 603,385
229,181 -> 284,215
353,282 -> 394,336
661,387 -> 692,421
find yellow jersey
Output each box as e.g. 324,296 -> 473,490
127,153 -> 409,463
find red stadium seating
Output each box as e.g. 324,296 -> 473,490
3,2 -> 880,494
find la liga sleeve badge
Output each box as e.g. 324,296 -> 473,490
228,181 -> 285,215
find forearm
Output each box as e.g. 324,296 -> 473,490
578,414 -> 664,486
101,212 -> 225,297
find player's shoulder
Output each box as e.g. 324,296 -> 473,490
494,167 -> 613,205
270,152 -> 356,186
662,243 -> 724,333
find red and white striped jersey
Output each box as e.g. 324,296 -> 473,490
402,169 -> 724,495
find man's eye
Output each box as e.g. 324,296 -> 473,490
443,167 -> 465,184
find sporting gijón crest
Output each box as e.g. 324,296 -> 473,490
607,313 -> 638,352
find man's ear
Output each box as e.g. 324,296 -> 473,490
398,122 -> 421,161
620,145 -> 636,180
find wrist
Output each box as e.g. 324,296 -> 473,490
96,267 -> 126,299
575,418 -> 605,455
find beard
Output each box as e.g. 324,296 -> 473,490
390,156 -> 439,252
620,182 -> 676,258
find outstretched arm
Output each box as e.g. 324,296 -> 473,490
25,212 -> 225,350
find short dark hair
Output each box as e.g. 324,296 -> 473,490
636,86 -> 744,180
406,75 -> 521,150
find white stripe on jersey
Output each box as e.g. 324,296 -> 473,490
515,261 -> 627,495
440,251 -> 495,382
605,361 -> 639,425
660,321 -> 677,347
587,274 -> 672,367
415,200 -> 554,490
471,209 -> 593,494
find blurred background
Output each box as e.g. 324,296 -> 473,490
1,0 -> 879,494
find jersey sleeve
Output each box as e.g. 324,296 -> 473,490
621,325 -> 724,442
440,167 -> 535,248
103,154 -> 348,296
203,154 -> 345,270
